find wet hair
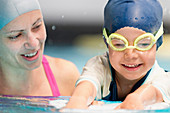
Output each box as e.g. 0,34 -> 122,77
103,0 -> 163,50
0,0 -> 40,30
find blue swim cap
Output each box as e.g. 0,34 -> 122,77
103,0 -> 163,50
0,0 -> 41,30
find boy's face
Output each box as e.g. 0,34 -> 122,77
108,27 -> 156,81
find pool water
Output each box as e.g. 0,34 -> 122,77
44,45 -> 103,73
0,96 -> 170,113
0,95 -> 59,113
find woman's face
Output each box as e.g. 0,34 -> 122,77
0,10 -> 46,70
109,27 -> 156,80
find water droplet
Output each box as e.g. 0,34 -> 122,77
141,17 -> 144,19
52,26 -> 56,30
135,17 -> 138,20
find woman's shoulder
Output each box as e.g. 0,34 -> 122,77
43,55 -> 80,95
44,55 -> 74,67
43,55 -> 80,78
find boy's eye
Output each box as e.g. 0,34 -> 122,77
111,38 -> 126,48
114,43 -> 125,47
137,43 -> 151,48
8,33 -> 22,40
137,37 -> 152,48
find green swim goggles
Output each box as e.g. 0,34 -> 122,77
103,23 -> 164,51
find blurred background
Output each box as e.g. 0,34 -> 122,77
38,0 -> 170,72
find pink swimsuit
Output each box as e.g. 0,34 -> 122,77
42,55 -> 60,97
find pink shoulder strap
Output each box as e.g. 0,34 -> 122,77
42,55 -> 60,97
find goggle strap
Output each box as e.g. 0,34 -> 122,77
154,22 -> 164,41
103,28 -> 109,43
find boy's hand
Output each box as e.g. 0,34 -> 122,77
91,100 -> 104,105
115,93 -> 144,110
64,96 -> 89,109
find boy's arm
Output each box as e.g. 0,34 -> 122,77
65,80 -> 97,109
115,84 -> 163,110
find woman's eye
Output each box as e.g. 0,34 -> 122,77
33,24 -> 42,30
8,33 -> 22,40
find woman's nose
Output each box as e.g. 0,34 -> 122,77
24,32 -> 39,50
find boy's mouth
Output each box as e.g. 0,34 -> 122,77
122,63 -> 142,71
123,64 -> 141,68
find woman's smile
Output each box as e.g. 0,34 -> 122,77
21,49 -> 40,61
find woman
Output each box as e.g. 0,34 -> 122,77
66,0 -> 170,109
0,0 -> 80,96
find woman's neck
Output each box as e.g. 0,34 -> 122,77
0,64 -> 46,96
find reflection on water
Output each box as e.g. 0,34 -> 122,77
0,95 -> 169,113
0,95 -> 61,113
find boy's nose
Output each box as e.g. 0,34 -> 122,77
124,48 -> 138,61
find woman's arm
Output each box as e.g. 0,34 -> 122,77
115,84 -> 163,110
65,80 -> 97,109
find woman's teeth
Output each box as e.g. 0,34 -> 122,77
124,64 -> 139,67
24,51 -> 37,57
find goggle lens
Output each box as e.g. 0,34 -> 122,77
111,38 -> 126,49
136,37 -> 152,50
